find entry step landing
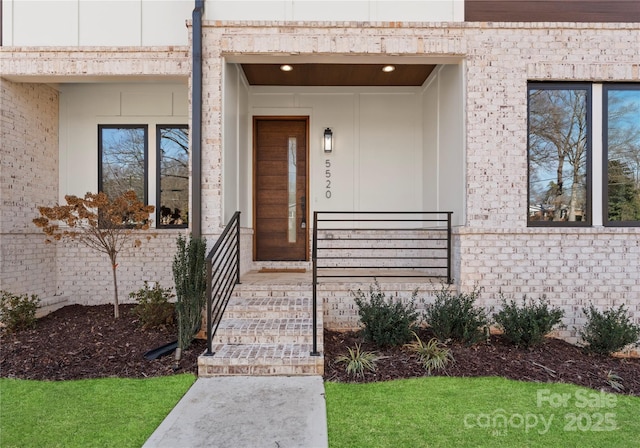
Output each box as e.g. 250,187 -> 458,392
198,272 -> 323,377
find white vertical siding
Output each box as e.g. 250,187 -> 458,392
2,0 -> 464,47
3,0 -> 192,47
205,0 -> 463,22
244,82 -> 464,217
58,83 -> 188,208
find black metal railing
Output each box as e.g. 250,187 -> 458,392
204,211 -> 241,356
310,211 -> 453,355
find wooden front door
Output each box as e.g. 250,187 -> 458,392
254,117 -> 308,261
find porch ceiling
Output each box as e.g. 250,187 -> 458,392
240,63 -> 436,86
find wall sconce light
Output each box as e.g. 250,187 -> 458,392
323,128 -> 333,153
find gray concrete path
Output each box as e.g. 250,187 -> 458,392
143,376 -> 328,448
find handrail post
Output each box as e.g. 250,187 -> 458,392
310,211 -> 320,356
447,212 -> 452,284
235,212 -> 241,285
205,259 -> 214,356
203,211 -> 242,357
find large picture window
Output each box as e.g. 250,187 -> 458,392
157,125 -> 189,227
528,84 -> 591,226
98,125 -> 148,204
604,85 -> 640,226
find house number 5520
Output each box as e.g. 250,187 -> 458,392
325,159 -> 332,199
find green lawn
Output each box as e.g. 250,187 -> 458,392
326,377 -> 640,448
0,374 -> 196,448
3,374 -> 639,448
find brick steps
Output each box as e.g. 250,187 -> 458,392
199,343 -> 323,376
211,318 -> 315,345
198,272 -> 323,377
224,297 -> 313,319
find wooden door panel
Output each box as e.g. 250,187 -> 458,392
256,190 -> 288,204
254,218 -> 288,232
256,161 -> 288,176
256,176 -> 288,190
256,206 -> 288,219
255,118 -> 308,261
256,147 -> 287,161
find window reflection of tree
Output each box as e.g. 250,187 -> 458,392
101,127 -> 146,203
159,126 -> 189,226
607,89 -> 640,222
529,88 -> 588,222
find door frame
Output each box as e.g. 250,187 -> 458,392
252,115 -> 310,261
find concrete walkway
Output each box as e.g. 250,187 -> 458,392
143,376 -> 328,448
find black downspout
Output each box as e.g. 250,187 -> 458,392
191,0 -> 204,237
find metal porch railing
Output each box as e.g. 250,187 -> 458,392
310,211 -> 453,355
204,211 -> 241,356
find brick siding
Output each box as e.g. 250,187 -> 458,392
0,79 -> 60,312
1,24 -> 639,341
201,21 -> 640,340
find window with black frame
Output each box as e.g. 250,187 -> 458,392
604,85 -> 640,226
527,83 -> 591,226
98,125 -> 148,204
157,125 -> 189,228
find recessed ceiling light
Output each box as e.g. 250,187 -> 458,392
280,64 -> 293,72
382,65 -> 396,73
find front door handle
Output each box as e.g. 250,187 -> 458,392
301,195 -> 306,228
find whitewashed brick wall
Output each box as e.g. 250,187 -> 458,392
455,228 -> 640,344
321,280 -> 453,331
203,21 -> 639,342
55,231 -> 189,306
0,79 -> 60,312
0,47 -> 191,310
0,47 -> 190,79
459,23 -> 640,342
1,24 -> 639,343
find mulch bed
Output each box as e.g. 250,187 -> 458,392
1,304 -> 206,381
323,328 -> 640,397
2,305 -> 639,397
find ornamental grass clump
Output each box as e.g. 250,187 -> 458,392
405,332 -> 454,375
423,286 -> 488,345
493,295 -> 565,348
580,304 -> 640,355
352,280 -> 420,347
335,343 -> 379,379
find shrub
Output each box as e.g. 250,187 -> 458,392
352,281 -> 419,347
173,234 -> 207,359
130,282 -> 175,329
0,291 -> 40,332
580,304 -> 640,355
423,286 -> 488,345
493,296 -> 564,348
405,332 -> 454,375
335,343 -> 378,378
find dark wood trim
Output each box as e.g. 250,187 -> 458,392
241,64 -> 436,87
252,116 -> 310,261
465,0 -> 640,22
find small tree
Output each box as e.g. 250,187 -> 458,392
33,191 -> 155,318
